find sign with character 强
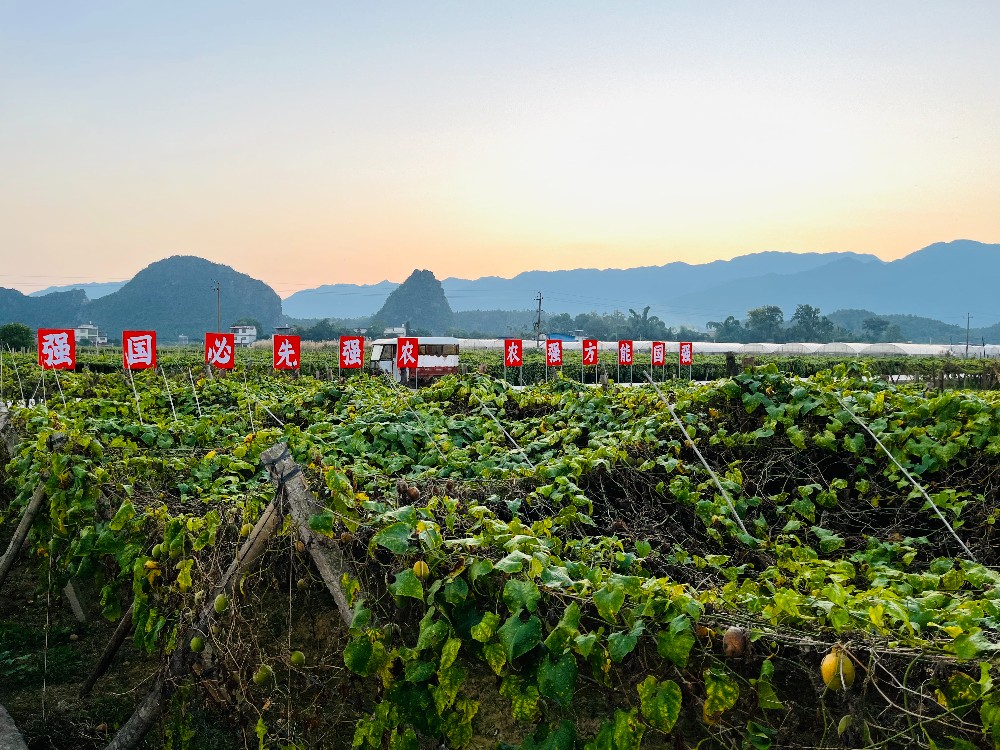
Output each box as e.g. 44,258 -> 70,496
679,342 -> 693,367
545,339 -> 563,367
38,329 -> 75,370
339,336 -> 364,369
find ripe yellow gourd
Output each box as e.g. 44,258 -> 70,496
413,560 -> 430,580
821,646 -> 855,691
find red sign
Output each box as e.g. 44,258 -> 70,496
618,340 -> 634,366
396,337 -> 419,369
582,339 -> 599,366
679,341 -> 693,366
339,336 -> 364,369
273,335 -> 301,370
37,329 -> 76,370
504,339 -> 523,367
545,339 -> 563,366
651,341 -> 665,366
205,332 -> 235,370
123,331 -> 156,370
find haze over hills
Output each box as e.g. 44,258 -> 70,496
5,240 -> 1000,340
282,240 -> 999,327
282,250 -> 880,319
1,256 -> 281,341
29,281 -> 125,299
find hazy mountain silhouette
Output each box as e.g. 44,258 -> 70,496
282,250 -> 878,319
0,288 -> 88,330
87,256 -> 282,340
369,269 -> 453,335
8,240 -> 1000,336
29,281 -> 125,299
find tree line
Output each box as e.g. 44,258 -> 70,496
708,305 -> 902,343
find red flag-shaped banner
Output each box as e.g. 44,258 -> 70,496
582,339 -> 599,366
618,340 -> 634,366
545,339 -> 563,366
205,332 -> 236,370
679,342 -> 693,366
396,337 -> 419,369
651,341 -> 665,366
339,336 -> 364,369
37,329 -> 76,370
504,339 -> 523,367
123,331 -> 157,370
273,335 -> 301,370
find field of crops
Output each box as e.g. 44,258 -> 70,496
2,358 -> 1000,750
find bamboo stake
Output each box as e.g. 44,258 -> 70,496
78,604 -> 134,698
0,486 -> 45,591
105,489 -> 283,750
260,442 -> 358,626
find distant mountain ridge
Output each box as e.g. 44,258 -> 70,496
7,240 -> 1000,336
284,240 -> 1000,327
1,256 -> 281,341
29,281 -> 125,300
282,250 -> 879,319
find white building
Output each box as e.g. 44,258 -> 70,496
230,325 -> 257,347
74,323 -> 107,346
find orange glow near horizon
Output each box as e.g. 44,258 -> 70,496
1,3 -> 998,296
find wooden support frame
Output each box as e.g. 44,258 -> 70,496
106,441 -> 365,750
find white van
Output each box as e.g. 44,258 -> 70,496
369,337 -> 460,384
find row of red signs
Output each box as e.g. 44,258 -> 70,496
36,330 -> 367,372
504,339 -> 693,367
35,330 -> 693,371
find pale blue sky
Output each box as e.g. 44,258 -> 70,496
2,2 -> 998,294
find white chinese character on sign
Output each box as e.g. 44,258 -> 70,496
584,341 -> 597,361
207,337 -> 232,366
277,339 -> 298,368
399,340 -> 416,365
41,333 -> 72,367
341,338 -> 361,366
652,343 -> 664,362
506,341 -> 520,364
619,341 -> 631,361
681,344 -> 691,360
547,341 -> 560,363
125,335 -> 153,367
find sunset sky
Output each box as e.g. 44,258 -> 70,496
2,2 -> 998,297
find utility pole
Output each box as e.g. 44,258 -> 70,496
966,313 -> 972,359
212,281 -> 221,332
533,292 -> 543,349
